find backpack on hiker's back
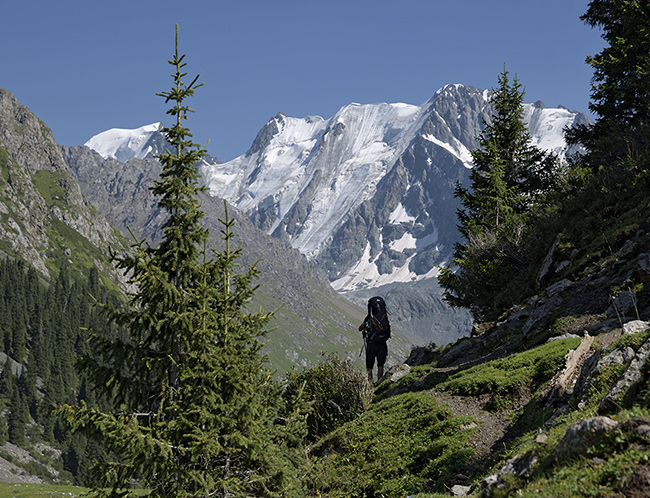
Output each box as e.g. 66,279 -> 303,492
366,296 -> 391,342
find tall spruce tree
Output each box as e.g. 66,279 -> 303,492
57,26 -> 301,497
567,0 -> 650,174
439,69 -> 558,320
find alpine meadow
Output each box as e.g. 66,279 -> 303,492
1,2 -> 650,497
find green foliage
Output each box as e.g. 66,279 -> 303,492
284,353 -> 372,440
567,0 -> 650,173
440,68 -> 559,321
439,338 -> 580,410
31,170 -> 68,207
0,147 -> 11,183
308,392 -> 476,497
57,27 -> 303,498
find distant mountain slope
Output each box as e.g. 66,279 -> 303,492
0,87 -> 128,283
61,145 -> 407,370
84,84 -> 589,346
199,84 -> 587,290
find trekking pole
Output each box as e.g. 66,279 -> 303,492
359,328 -> 367,358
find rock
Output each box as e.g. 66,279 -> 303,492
616,239 -> 636,258
405,343 -> 437,366
638,253 -> 650,281
387,363 -> 411,382
547,278 -> 573,296
451,484 -> 471,496
483,453 -> 538,496
536,235 -> 561,289
482,474 -> 498,493
638,425 -> 650,438
623,320 -> 650,335
556,260 -> 571,273
553,417 -> 618,458
606,291 -> 638,320
600,337 -> 650,413
522,294 -> 562,337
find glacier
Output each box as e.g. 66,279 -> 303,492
84,122 -> 163,162
84,84 -> 587,294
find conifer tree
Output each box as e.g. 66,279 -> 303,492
439,69 -> 558,320
57,26 -> 300,497
567,0 -> 650,173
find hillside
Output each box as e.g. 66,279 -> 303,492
304,201 -> 650,497
0,85 -> 385,374
60,144 -> 411,368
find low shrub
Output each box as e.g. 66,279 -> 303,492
284,353 -> 373,441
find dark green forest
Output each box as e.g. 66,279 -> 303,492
0,258 -> 122,482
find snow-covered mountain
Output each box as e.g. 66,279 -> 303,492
198,84 -> 587,292
84,85 -> 587,292
84,83 -> 589,344
84,122 -> 164,162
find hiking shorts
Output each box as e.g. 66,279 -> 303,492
366,340 -> 388,370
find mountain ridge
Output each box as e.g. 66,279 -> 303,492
85,83 -> 589,345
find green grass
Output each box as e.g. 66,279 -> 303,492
31,170 -> 69,208
438,338 -> 581,409
307,392 -> 477,497
0,482 -> 88,497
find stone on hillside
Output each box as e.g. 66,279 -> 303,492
451,484 -> 471,496
638,253 -> 650,281
600,337 -> 650,413
553,416 -> 618,458
536,235 -> 560,289
522,294 -> 562,337
405,343 -> 437,366
616,239 -> 636,258
386,363 -> 411,382
547,278 -> 573,296
482,453 -> 538,496
623,320 -> 650,335
555,260 -> 571,273
606,291 -> 638,320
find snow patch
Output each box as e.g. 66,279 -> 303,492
421,134 -> 473,168
388,203 -> 415,224
85,122 -> 162,161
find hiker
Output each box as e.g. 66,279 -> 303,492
359,296 -> 391,383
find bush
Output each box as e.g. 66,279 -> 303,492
284,353 -> 372,440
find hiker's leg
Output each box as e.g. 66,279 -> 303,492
376,342 -> 388,382
366,341 -> 378,383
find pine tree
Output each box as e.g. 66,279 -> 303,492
57,26 -> 301,497
439,69 -> 558,320
8,388 -> 27,445
567,0 -> 650,174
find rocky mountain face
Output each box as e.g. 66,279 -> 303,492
0,87 -> 376,372
61,144 -> 393,370
195,84 -> 589,344
0,88 -> 127,283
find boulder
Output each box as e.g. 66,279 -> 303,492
553,416 -> 618,458
623,320 -> 650,335
600,337 -> 650,413
606,291 -> 638,320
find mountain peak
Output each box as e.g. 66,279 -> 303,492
84,122 -> 163,161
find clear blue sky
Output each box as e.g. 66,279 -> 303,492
3,1 -> 604,162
